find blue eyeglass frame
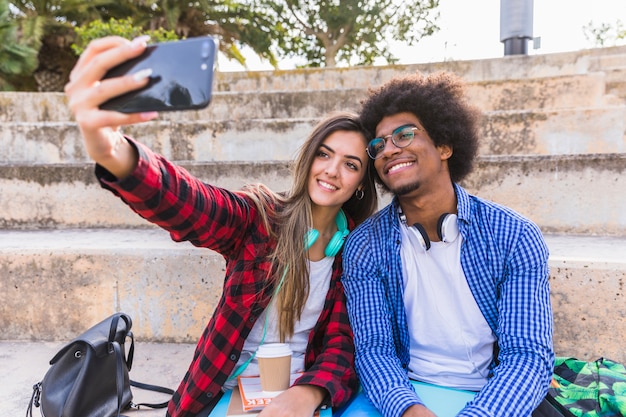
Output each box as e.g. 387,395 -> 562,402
366,124 -> 422,159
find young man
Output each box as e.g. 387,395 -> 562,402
341,71 -> 554,417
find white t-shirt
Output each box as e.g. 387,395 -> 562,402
223,256 -> 333,390
400,222 -> 496,390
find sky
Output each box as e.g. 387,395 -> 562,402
217,0 -> 626,71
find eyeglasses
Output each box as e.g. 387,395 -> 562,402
366,125 -> 423,160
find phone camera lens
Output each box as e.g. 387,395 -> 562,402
201,41 -> 210,58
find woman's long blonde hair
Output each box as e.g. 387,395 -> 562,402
239,111 -> 378,340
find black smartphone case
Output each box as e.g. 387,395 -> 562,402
100,37 -> 216,113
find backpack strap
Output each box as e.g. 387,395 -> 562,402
112,339 -> 174,415
129,380 -> 176,409
112,340 -> 126,417
26,382 -> 41,417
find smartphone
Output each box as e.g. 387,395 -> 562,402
100,37 -> 217,113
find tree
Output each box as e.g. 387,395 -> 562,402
71,18 -> 178,56
0,0 -> 38,90
96,0 -> 279,68
250,0 -> 440,68
142,0 -> 280,68
583,20 -> 626,47
9,0 -> 117,91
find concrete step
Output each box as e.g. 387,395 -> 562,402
0,229 -> 624,365
590,51 -> 626,72
0,73 -> 617,124
605,67 -> 626,102
479,106 -> 626,156
2,105 -> 625,164
0,118 -> 317,163
0,160 -> 290,229
213,45 -> 626,93
1,153 -> 625,235
465,153 -> 626,236
467,72 -> 620,111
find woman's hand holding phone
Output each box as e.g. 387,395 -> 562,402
64,36 -> 159,179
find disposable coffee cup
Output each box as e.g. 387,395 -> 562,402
256,343 -> 292,392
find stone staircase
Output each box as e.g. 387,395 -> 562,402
1,45 -> 625,363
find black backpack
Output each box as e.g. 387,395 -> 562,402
27,313 -> 174,417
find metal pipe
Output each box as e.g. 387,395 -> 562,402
500,0 -> 534,55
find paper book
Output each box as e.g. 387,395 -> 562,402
226,374 -> 328,416
237,374 -> 301,412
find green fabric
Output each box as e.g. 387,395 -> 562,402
549,357 -> 626,417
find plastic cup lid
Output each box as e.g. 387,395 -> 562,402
256,343 -> 292,358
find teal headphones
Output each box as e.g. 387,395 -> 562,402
305,209 -> 349,257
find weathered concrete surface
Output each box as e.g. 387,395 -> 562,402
1,154 -> 624,235
1,230 -> 624,363
462,153 -> 626,236
2,103 -> 625,164
606,68 -> 626,100
0,161 -> 291,229
212,46 -> 626,92
548,235 -> 626,363
0,229 -> 214,343
466,73 -> 622,111
0,119 -> 319,163
0,73 -> 617,124
478,106 -> 626,155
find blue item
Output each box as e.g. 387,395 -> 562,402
305,208 -> 349,257
334,381 -> 476,417
209,390 -> 231,416
209,381 -> 473,416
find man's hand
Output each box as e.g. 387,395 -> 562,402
402,404 -> 439,417
257,385 -> 326,417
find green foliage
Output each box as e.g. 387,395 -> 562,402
250,0 -> 440,68
583,20 -> 626,47
211,1 -> 279,68
3,0 -> 436,82
9,0 -> 116,30
71,18 -> 179,56
8,0 -> 121,91
0,0 -> 38,90
84,1 -> 279,69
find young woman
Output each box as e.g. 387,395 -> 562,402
64,36 -> 378,417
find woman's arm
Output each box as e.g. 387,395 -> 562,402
67,37 -> 263,254
97,138 -> 261,254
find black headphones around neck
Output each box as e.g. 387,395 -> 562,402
399,207 -> 460,251
305,209 -> 349,257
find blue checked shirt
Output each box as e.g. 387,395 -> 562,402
342,184 -> 554,417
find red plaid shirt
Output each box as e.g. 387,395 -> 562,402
96,139 -> 359,417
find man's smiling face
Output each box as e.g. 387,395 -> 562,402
373,112 -> 452,197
